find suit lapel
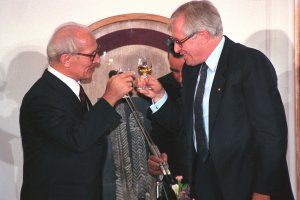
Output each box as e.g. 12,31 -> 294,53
209,36 -> 235,134
180,37 -> 237,144
182,63 -> 201,149
42,70 -> 84,113
182,63 -> 201,114
86,96 -> 92,111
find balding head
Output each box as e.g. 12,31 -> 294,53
47,22 -> 95,63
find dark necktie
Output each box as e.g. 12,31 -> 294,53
194,63 -> 209,162
79,85 -> 88,111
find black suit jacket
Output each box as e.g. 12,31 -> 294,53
151,36 -> 294,199
20,70 -> 121,200
150,73 -> 186,179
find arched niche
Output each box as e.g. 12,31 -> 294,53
85,14 -> 171,200
84,13 -> 171,104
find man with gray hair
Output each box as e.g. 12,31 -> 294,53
140,1 -> 294,200
20,22 -> 135,200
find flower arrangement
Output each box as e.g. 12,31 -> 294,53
172,176 -> 191,200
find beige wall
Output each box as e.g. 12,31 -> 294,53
0,0 -> 295,199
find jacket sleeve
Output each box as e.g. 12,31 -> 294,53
240,48 -> 288,195
21,94 -> 121,152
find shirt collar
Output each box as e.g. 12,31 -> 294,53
205,36 -> 225,72
47,65 -> 80,98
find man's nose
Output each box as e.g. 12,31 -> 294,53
173,43 -> 182,53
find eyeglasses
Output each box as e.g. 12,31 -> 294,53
169,33 -> 195,47
74,44 -> 101,62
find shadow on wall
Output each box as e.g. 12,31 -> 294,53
243,29 -> 294,121
244,29 -> 295,196
0,50 -> 47,200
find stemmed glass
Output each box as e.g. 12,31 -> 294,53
137,57 -> 152,89
137,57 -> 152,77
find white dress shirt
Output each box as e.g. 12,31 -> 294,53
48,66 -> 81,100
150,36 -> 225,152
192,36 -> 225,151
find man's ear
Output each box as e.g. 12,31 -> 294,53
60,54 -> 72,68
200,30 -> 210,44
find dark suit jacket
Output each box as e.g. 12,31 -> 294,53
20,70 -> 121,200
151,36 -> 294,200
150,73 -> 186,179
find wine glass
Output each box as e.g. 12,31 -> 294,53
117,65 -> 134,98
137,57 -> 152,78
137,57 -> 152,90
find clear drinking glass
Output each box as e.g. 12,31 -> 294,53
137,57 -> 152,90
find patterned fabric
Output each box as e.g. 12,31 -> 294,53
103,98 -> 156,200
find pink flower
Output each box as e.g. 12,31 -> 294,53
175,176 -> 183,182
172,176 -> 191,199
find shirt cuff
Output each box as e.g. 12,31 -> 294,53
150,91 -> 168,113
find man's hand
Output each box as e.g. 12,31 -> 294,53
147,153 -> 168,176
103,71 -> 135,106
136,75 -> 165,102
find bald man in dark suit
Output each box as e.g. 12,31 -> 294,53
20,22 -> 135,200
